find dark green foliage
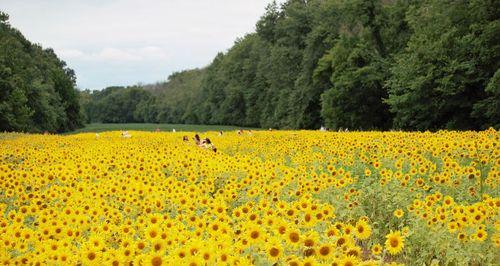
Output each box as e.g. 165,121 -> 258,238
194,0 -> 498,130
80,69 -> 206,124
0,12 -> 84,132
318,37 -> 391,130
152,68 -> 206,124
79,86 -> 153,123
386,0 -> 499,130
472,69 -> 500,129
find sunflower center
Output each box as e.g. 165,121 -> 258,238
87,252 -> 96,260
152,256 -> 162,266
390,237 -> 399,247
319,246 -> 330,256
269,247 -> 280,257
304,239 -> 314,247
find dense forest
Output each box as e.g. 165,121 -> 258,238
81,0 -> 499,130
0,12 -> 84,132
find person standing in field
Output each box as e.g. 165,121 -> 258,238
194,134 -> 201,146
202,138 -> 217,153
121,131 -> 131,138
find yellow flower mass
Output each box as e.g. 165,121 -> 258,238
0,129 -> 498,265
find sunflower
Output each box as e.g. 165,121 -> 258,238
302,231 -> 319,248
364,169 -> 371,177
325,225 -> 340,238
335,235 -> 353,248
145,224 -> 161,240
217,251 -> 232,264
474,229 -> 488,241
265,239 -> 283,262
199,246 -> 216,264
371,244 -> 382,255
245,224 -> 264,244
447,222 -> 458,233
340,255 -> 359,266
354,220 -> 372,240
317,243 -> 332,259
146,253 -> 165,266
345,245 -> 362,258
151,239 -> 166,253
343,224 -> 354,235
286,229 -> 301,246
393,209 -> 404,219
102,249 -> 123,266
492,232 -> 500,247
274,220 -> 288,236
184,255 -> 204,266
457,232 -> 467,242
80,246 -> 102,265
385,230 -> 404,255
302,257 -> 318,266
285,255 -> 301,266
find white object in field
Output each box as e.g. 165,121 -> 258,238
320,126 -> 326,131
173,129 -> 176,132
122,131 -> 131,138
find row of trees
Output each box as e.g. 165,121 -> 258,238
80,68 -> 206,124
82,0 -> 499,130
0,12 -> 84,132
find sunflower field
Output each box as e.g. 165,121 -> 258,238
0,129 -> 499,265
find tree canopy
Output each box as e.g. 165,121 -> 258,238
0,12 -> 84,132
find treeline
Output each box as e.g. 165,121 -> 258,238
80,68 -> 206,124
0,12 -> 84,132
82,0 -> 499,130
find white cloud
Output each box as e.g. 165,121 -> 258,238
135,46 -> 170,60
1,0 -> 284,88
96,48 -> 141,61
56,46 -> 170,62
58,49 -> 85,58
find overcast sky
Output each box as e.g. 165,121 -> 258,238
1,0 -> 280,90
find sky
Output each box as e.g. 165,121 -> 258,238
1,0 -> 280,90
